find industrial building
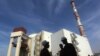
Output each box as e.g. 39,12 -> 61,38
7,28 -> 93,56
7,0 -> 94,56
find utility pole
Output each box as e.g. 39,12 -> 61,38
71,0 -> 86,37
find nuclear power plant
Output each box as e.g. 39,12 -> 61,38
7,0 -> 94,56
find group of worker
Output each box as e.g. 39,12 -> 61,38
40,37 -> 77,56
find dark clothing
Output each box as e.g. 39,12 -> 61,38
60,49 -> 64,56
62,43 -> 77,56
40,48 -> 51,56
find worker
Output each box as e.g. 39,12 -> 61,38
59,44 -> 64,56
61,37 -> 77,56
40,40 -> 51,56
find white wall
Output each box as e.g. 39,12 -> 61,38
40,31 -> 52,51
75,35 -> 93,56
51,29 -> 65,56
28,29 -> 93,56
29,31 -> 52,56
51,29 -> 93,56
29,34 -> 37,56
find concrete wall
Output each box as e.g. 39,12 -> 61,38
29,34 -> 37,56
40,31 -> 52,51
51,29 -> 93,56
29,31 -> 52,56
75,35 -> 93,56
28,29 -> 93,56
51,29 -> 65,56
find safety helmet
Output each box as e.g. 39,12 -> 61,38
42,40 -> 49,46
61,37 -> 67,41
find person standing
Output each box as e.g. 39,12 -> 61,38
40,40 -> 51,56
61,37 -> 77,56
59,44 -> 64,56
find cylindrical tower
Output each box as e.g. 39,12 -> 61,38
71,0 -> 86,37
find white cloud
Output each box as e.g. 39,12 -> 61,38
84,8 -> 100,39
0,44 -> 8,56
82,7 -> 100,53
0,31 -> 8,36
78,0 -> 91,9
88,24 -> 100,39
47,0 -> 66,14
54,0 -> 66,14
83,7 -> 100,24
8,11 -> 43,25
84,22 -> 100,53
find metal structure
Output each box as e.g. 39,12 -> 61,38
7,27 -> 29,56
71,0 -> 86,37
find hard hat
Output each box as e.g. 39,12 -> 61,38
42,40 -> 49,46
61,37 -> 67,41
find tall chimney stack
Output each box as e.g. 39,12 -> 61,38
71,0 -> 86,37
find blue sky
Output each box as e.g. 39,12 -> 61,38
0,0 -> 100,55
